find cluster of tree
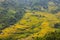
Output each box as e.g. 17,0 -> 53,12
0,0 -> 25,30
14,0 -> 60,13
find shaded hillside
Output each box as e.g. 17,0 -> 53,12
0,0 -> 25,30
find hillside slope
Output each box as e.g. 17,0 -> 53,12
0,10 -> 60,40
0,0 -> 60,40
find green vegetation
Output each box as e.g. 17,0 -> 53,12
0,0 -> 25,30
0,0 -> 60,40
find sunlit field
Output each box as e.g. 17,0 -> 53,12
0,0 -> 60,40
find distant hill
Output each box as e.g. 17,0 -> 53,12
0,0 -> 4,2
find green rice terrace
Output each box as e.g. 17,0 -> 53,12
0,0 -> 60,40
